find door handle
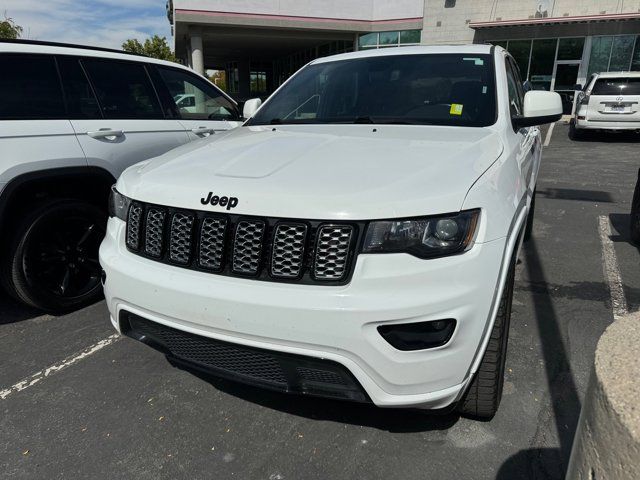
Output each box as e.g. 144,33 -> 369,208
87,129 -> 124,139
191,127 -> 215,136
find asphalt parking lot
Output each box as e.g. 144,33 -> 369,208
1,122 -> 639,480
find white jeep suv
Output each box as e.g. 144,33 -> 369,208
100,46 -> 562,418
0,39 -> 241,312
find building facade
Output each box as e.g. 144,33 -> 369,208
169,0 -> 640,109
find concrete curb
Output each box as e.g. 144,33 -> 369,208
566,312 -> 640,479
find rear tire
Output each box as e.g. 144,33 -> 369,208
457,253 -> 516,419
569,120 -> 584,140
1,200 -> 106,313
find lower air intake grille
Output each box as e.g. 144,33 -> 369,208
125,202 -> 362,284
121,312 -> 369,402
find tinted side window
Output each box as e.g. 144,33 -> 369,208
157,67 -> 239,120
0,54 -> 65,119
57,56 -> 101,119
82,59 -> 163,119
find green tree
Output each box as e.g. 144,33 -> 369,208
0,15 -> 23,39
122,35 -> 176,61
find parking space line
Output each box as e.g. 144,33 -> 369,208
543,122 -> 555,147
598,215 -> 628,321
0,334 -> 121,400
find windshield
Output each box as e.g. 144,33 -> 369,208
592,78 -> 640,95
248,54 -> 496,127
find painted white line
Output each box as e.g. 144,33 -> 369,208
543,122 -> 555,147
598,215 -> 628,321
0,334 -> 121,400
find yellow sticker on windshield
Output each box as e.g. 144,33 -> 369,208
450,104 -> 464,116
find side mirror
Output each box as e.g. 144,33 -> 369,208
513,90 -> 563,128
243,98 -> 262,119
573,83 -> 583,91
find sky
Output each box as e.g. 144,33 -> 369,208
2,0 -> 172,50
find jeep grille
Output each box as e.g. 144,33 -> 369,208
124,202 -> 361,284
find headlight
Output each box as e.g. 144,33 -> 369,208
362,210 -> 480,258
108,185 -> 131,221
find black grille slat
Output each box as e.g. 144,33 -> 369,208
144,208 -> 166,258
271,223 -> 307,279
125,202 -> 360,284
314,225 -> 354,281
198,217 -> 227,271
232,220 -> 265,275
169,212 -> 195,265
126,203 -> 143,250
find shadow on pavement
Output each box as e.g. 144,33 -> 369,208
0,292 -> 42,325
496,448 -> 562,480
498,239 -> 582,478
168,357 -> 460,434
569,129 -> 640,143
537,187 -> 614,203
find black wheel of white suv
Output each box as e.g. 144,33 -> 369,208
457,252 -> 516,419
1,200 -> 106,313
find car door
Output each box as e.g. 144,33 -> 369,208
63,56 -> 189,181
0,53 -> 87,185
152,65 -> 242,140
506,57 -> 540,196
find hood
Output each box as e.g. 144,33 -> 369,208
118,124 -> 503,220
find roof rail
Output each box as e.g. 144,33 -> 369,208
0,38 -> 148,57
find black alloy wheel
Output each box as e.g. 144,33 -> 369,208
2,200 -> 107,312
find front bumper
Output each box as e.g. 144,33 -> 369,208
100,218 -> 507,409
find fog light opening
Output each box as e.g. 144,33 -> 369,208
378,319 -> 456,351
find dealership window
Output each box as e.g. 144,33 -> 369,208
250,71 -> 267,94
358,30 -> 422,49
587,35 -> 640,76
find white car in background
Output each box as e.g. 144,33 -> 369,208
0,39 -> 242,312
101,45 -> 562,419
572,71 -> 640,138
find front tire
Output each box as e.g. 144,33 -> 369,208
1,200 -> 106,313
457,254 -> 515,419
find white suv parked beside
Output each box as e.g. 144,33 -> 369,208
101,46 -> 561,418
572,71 -> 640,138
0,39 -> 241,312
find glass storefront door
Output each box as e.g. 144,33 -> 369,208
552,62 -> 580,114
